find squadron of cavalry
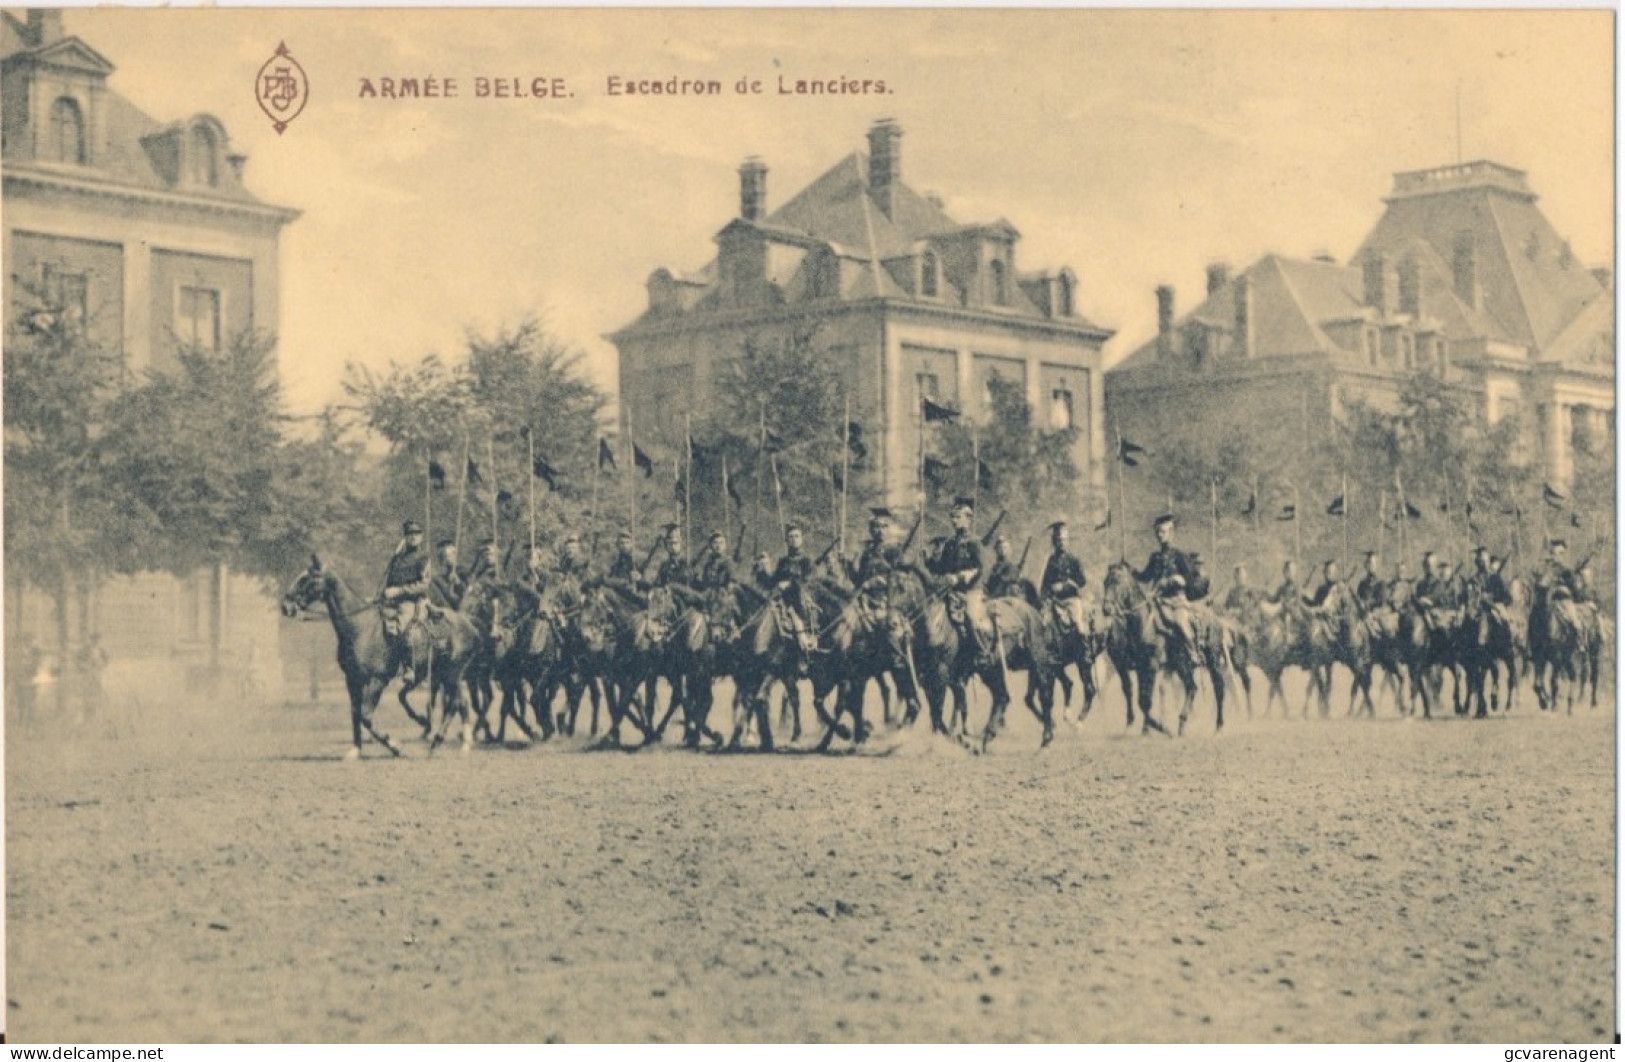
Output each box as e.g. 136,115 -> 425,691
280,499 -> 1612,759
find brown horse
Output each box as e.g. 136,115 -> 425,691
280,556 -> 480,758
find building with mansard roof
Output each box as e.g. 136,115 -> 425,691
1106,160 -> 1613,488
2,8 -> 300,694
610,119 -> 1112,509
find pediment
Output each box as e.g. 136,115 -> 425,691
17,37 -> 114,77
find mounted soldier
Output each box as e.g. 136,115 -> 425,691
1304,558 -> 1345,612
925,496 -> 989,661
1541,539 -> 1577,599
1269,558 -> 1302,615
694,530 -> 735,593
380,519 -> 431,682
985,533 -> 1022,600
772,523 -> 820,655
1388,560 -> 1415,609
1354,551 -> 1387,613
556,534 -> 592,586
601,529 -> 644,603
464,538 -> 502,595
429,538 -> 466,610
848,508 -> 904,589
1132,513 -> 1204,647
1040,519 -> 1087,634
1222,562 -> 1260,616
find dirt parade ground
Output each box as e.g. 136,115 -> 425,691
5,677 -> 1616,1044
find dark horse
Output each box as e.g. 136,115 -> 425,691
1100,563 -> 1235,735
281,556 -> 480,758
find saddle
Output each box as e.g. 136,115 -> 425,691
773,601 -> 820,654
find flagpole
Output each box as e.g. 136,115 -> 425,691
1443,472 -> 1453,564
527,429 -> 536,554
753,404 -> 766,560
424,447 -> 433,547
1378,489 -> 1387,566
455,430 -> 471,553
918,392 -> 927,515
1396,474 -> 1409,564
1252,473 -> 1260,534
972,426 -> 980,516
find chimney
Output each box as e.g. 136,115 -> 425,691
867,119 -> 902,217
1156,285 -> 1175,359
1234,275 -> 1254,358
1452,232 -> 1481,310
1397,254 -> 1421,316
1206,261 -> 1231,297
26,9 -> 63,46
1363,252 -> 1397,316
738,157 -> 767,222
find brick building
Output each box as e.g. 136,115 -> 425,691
3,9 -> 299,698
610,120 -> 1112,511
1106,160 -> 1614,489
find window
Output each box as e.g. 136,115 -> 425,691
989,258 -> 1008,305
190,124 -> 218,186
176,286 -> 221,351
44,266 -> 88,330
1050,388 -> 1074,431
920,251 -> 939,298
49,97 -> 85,164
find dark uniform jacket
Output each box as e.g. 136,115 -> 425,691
428,563 -> 465,609
1040,550 -> 1087,600
849,540 -> 903,586
607,550 -> 638,583
1484,572 -> 1514,606
1542,559 -> 1576,596
1223,584 -> 1260,614
773,551 -> 814,587
556,554 -> 592,584
1305,579 -> 1342,609
694,552 -> 734,592
985,558 -> 1021,598
1268,576 -> 1301,606
1136,545 -> 1205,600
655,554 -> 694,589
383,546 -> 429,599
927,533 -> 983,591
1354,573 -> 1387,612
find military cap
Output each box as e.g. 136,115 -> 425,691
708,529 -> 726,543
1048,520 -> 1067,534
786,522 -> 805,535
1471,544 -> 1488,555
616,528 -> 634,541
561,534 -> 580,547
435,538 -> 455,550
402,519 -> 424,535
1549,538 -> 1568,550
1363,549 -> 1379,559
1152,513 -> 1175,528
660,522 -> 680,535
951,495 -> 975,511
869,507 -> 895,520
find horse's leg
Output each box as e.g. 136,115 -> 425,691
1209,652 -> 1227,732
979,668 -> 1010,752
344,674 -> 367,759
357,677 -> 402,758
1139,662 -> 1168,735
753,674 -> 776,752
1175,664 -> 1198,737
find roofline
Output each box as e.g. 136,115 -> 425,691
607,296 -> 1114,346
3,166 -> 301,225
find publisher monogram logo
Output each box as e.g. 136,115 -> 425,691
256,41 -> 309,134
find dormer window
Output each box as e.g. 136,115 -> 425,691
190,123 -> 218,186
920,251 -> 939,298
49,97 -> 86,164
990,258 -> 1008,306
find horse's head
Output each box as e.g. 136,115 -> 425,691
1102,562 -> 1139,610
281,555 -> 330,617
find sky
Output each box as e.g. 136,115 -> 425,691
62,7 -> 1615,417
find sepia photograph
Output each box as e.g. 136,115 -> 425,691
1,5 -> 1616,1044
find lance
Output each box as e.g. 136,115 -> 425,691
840,395 -> 851,561
1340,472 -> 1349,571
752,404 -> 767,561
625,404 -> 637,541
972,426 -> 981,516
487,434 -> 498,546
1114,428 -> 1128,561
684,413 -> 693,556
1209,478 -> 1219,569
588,437 -> 602,558
424,443 -> 433,548
454,430 -> 471,553
1378,488 -> 1387,564
1396,473 -> 1410,563
527,427 -> 537,554
1292,482 -> 1302,564
770,453 -> 788,541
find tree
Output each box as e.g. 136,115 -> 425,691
341,319 -> 611,564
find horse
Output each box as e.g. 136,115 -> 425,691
563,585 -> 641,744
1529,582 -> 1585,714
651,583 -> 741,748
1039,591 -> 1105,726
815,575 -> 922,752
1101,563 -> 1236,736
280,556 -> 480,757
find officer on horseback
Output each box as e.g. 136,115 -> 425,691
1133,514 -> 1204,647
1041,520 -> 1087,634
556,534 -> 592,585
381,519 -> 431,682
927,496 -> 989,661
773,524 -> 820,655
1221,563 -> 1259,617
1304,559 -> 1345,611
1542,539 -> 1577,598
1269,559 -> 1302,612
601,529 -> 644,602
848,508 -> 903,588
465,538 -> 502,592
